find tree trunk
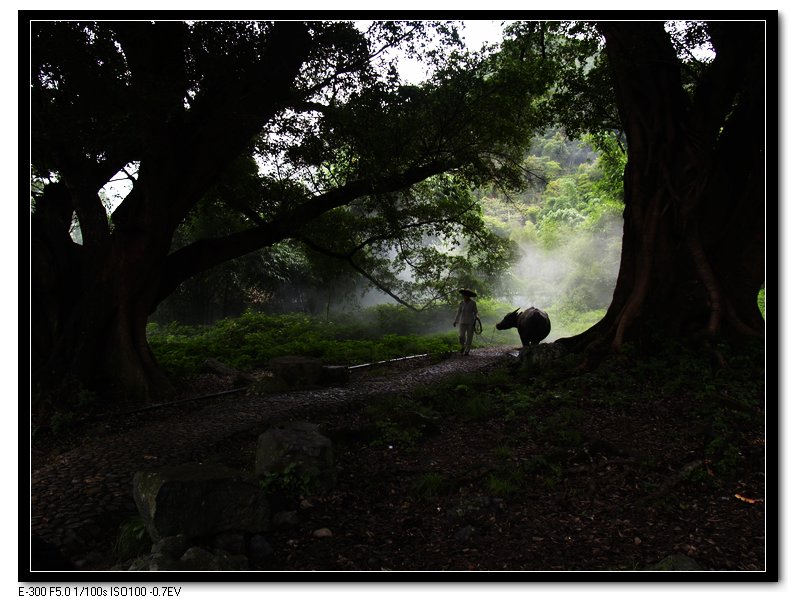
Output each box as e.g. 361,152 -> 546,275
31,22 -> 315,405
33,188 -> 176,403
68,283 -> 174,402
560,22 -> 765,362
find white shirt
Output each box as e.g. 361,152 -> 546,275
455,299 -> 479,325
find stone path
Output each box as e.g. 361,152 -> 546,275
29,346 -> 516,570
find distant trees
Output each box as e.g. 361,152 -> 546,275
477,128 -> 624,330
31,20 -> 553,401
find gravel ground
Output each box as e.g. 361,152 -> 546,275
29,346 -> 516,571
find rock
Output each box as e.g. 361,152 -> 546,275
132,463 -> 270,541
313,527 -> 333,538
73,551 -> 106,570
151,534 -> 189,558
645,553 -> 704,571
213,531 -> 246,556
127,552 -> 182,572
247,533 -> 274,564
127,537 -> 250,572
249,375 -> 290,395
255,422 -> 337,494
268,356 -> 324,387
518,341 -> 566,374
201,358 -> 256,384
180,546 -> 249,571
272,510 -> 300,528
319,365 -> 350,386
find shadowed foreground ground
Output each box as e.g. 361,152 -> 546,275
29,344 -> 766,575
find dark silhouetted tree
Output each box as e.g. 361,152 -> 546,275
30,20 -> 551,402
546,20 -> 768,361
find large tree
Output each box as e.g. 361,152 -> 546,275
30,20 -> 550,402
547,20 -> 768,361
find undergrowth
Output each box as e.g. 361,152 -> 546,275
146,303 -> 529,377
113,516 -> 151,562
359,334 -> 765,497
146,305 -> 764,495
147,309 -> 460,377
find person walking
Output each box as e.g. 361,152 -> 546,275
453,288 -> 479,355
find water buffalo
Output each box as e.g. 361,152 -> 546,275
496,307 -> 551,346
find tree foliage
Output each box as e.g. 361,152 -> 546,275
30,17 -> 768,404
477,128 -> 624,335
30,19 -> 556,400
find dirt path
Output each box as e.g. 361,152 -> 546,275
29,346 -> 516,570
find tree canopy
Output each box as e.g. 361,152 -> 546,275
30,17 -> 769,403
30,19 -> 556,400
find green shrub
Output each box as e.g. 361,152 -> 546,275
259,462 -> 313,497
458,395 -> 495,421
485,468 -> 524,496
114,516 -> 151,562
148,300 -> 626,379
49,411 -> 79,436
408,368 -> 515,423
366,396 -> 440,450
411,472 -> 449,499
148,307 -> 464,377
492,445 -> 515,461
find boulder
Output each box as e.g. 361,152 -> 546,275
201,358 -> 256,384
132,463 -> 270,541
212,531 -> 247,556
126,552 -> 182,572
268,356 -> 323,387
151,534 -> 189,558
180,546 -> 249,571
247,533 -> 274,565
518,341 -> 566,374
319,365 -> 350,386
125,545 -> 250,571
123,531 -> 271,571
249,374 -> 290,395
272,510 -> 300,528
255,422 -> 336,494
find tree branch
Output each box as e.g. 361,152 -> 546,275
297,236 -> 423,312
156,159 -> 453,307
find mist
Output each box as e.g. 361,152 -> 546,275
289,210 -> 625,344
311,210 -> 625,344
503,214 -> 624,341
